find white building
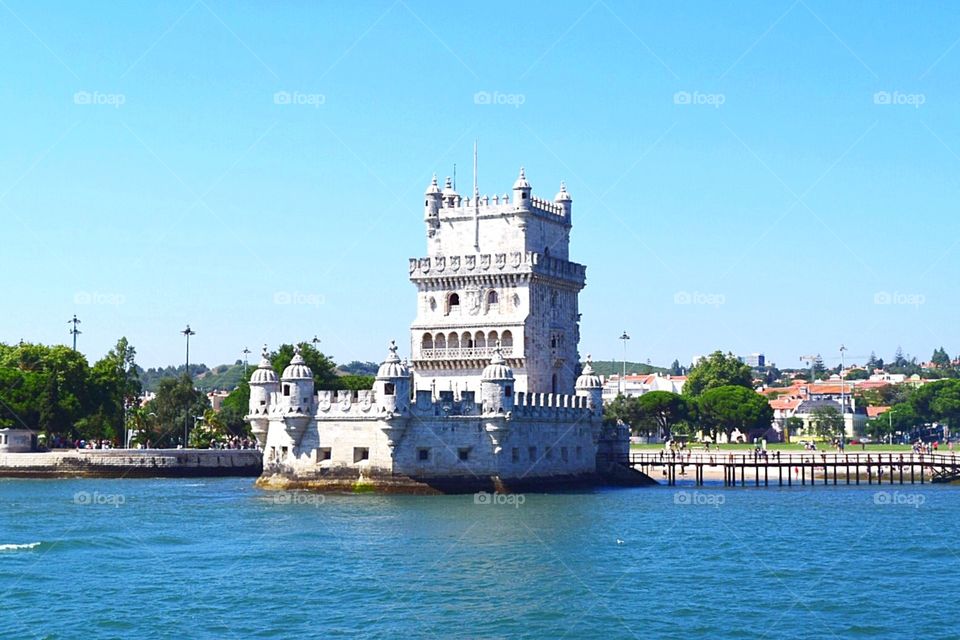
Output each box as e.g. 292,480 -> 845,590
249,167 -> 630,493
602,373 -> 687,404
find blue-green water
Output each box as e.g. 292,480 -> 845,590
1,478 -> 957,639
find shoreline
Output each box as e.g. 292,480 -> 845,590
0,449 -> 262,479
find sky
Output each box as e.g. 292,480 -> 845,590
2,0 -> 958,371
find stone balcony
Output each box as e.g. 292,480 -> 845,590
418,346 -> 514,360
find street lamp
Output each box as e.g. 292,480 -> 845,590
242,347 -> 251,379
181,325 -> 196,447
619,331 -> 630,395
840,344 -> 848,445
68,315 -> 82,351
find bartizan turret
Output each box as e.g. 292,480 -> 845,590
278,344 -> 314,446
575,354 -> 603,418
481,344 -> 514,454
247,345 -> 278,448
375,340 -> 410,451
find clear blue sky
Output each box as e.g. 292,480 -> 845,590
2,0 -> 958,370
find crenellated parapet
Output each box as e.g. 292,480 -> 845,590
511,391 -> 593,419
409,251 -> 585,284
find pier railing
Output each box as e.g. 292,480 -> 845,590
599,451 -> 960,487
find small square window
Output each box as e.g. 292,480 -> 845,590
354,447 -> 369,463
528,446 -> 537,461
319,448 -> 332,461
511,447 -> 520,463
384,382 -> 396,396
418,448 -> 430,461
458,448 -> 470,462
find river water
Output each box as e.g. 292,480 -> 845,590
1,478 -> 956,639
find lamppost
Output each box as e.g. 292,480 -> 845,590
68,315 -> 81,351
181,325 -> 196,447
311,335 -> 321,350
839,344 -> 847,445
619,331 -> 630,395
242,347 -> 251,379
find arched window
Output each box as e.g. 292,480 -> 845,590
551,374 -> 557,394
421,334 -> 433,350
448,293 -> 460,313
461,331 -> 473,348
487,290 -> 498,305
474,331 -> 486,349
501,330 -> 513,349
487,330 -> 499,347
435,334 -> 446,350
448,332 -> 460,349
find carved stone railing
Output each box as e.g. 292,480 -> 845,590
419,346 -> 514,360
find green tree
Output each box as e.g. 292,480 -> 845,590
635,391 -> 690,439
931,347 -> 951,369
697,385 -> 773,442
218,381 -> 251,435
810,405 -> 845,440
784,416 -> 805,441
683,351 -> 754,397
144,375 -> 210,447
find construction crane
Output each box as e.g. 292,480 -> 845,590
800,354 -> 820,381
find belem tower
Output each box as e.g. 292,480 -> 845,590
247,167 -> 633,492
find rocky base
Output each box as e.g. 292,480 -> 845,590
256,463 -> 657,494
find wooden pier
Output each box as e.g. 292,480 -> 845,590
610,451 -> 960,487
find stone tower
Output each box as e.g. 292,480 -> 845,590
409,166 -> 586,395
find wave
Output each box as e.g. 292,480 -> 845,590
0,542 -> 41,552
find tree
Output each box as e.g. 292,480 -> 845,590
810,405 -> 845,440
669,359 -> 683,376
189,408 -> 228,449
218,381 -> 251,435
784,416 -> 805,441
635,391 -> 690,440
144,375 -> 210,447
929,379 -> 960,428
683,351 -> 754,397
931,347 -> 951,369
697,386 -> 774,442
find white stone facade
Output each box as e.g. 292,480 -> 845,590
248,167 -> 626,489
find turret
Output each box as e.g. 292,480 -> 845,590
512,166 -> 531,212
575,354 -> 603,417
279,344 -> 314,414
375,340 -> 411,415
246,344 -> 278,447
554,181 -> 572,217
424,174 -> 441,236
480,344 -> 515,414
442,176 -> 459,208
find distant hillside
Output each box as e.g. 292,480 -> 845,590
338,361 -> 379,376
589,360 -> 669,377
194,362 -> 248,392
